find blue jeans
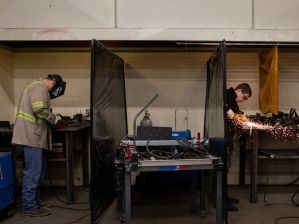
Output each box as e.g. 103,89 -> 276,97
22,146 -> 46,211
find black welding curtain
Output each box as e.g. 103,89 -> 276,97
90,40 -> 128,223
204,41 -> 226,139
204,40 -> 227,223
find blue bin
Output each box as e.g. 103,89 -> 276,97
0,152 -> 14,216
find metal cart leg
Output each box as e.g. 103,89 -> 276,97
190,171 -> 198,213
199,171 -> 206,218
251,129 -> 258,203
216,169 -> 223,224
123,169 -> 131,224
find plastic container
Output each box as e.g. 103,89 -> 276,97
0,152 -> 14,217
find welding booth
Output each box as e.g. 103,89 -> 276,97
90,39 -> 228,224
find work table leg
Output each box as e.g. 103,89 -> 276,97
65,132 -> 74,203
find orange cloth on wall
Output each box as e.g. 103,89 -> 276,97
259,46 -> 279,115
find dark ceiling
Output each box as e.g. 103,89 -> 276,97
1,40 -> 299,52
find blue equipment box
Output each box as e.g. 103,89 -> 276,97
0,152 -> 14,212
171,131 -> 190,140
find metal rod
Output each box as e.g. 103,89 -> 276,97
176,41 -> 299,47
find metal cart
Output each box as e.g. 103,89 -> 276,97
116,140 -> 224,224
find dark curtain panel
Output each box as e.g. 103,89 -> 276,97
204,41 -> 226,139
204,40 -> 227,223
90,40 -> 128,223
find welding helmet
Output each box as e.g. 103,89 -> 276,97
47,74 -> 66,99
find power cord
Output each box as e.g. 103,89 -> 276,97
291,190 -> 299,206
263,176 -> 299,207
261,176 -> 299,224
47,158 -> 90,212
263,191 -> 294,206
274,216 -> 299,224
67,213 -> 91,224
47,164 -> 91,223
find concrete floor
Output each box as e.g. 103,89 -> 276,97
0,187 -> 91,224
1,186 -> 299,224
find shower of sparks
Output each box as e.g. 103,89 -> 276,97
231,118 -> 299,141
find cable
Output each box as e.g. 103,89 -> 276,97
67,213 -> 91,224
274,216 -> 299,224
176,138 -> 209,156
291,190 -> 299,206
53,205 -> 90,211
137,138 -> 211,160
46,157 -> 90,206
145,139 -> 182,160
263,191 -> 294,206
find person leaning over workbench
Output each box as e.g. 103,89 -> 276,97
12,74 -> 66,217
225,83 -> 252,212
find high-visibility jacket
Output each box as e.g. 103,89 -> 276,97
12,80 -> 57,150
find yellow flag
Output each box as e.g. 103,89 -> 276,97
259,46 -> 278,115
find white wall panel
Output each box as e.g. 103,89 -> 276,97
255,0 -> 299,29
0,0 -> 115,28
117,0 -> 252,28
13,51 -> 90,116
0,49 -> 14,123
119,51 -> 210,135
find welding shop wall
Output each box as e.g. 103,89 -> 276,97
119,50 -> 212,137
90,40 -> 128,222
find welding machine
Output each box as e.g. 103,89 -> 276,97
0,152 -> 14,217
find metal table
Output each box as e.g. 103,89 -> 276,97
1,122 -> 90,204
55,121 -> 90,203
240,128 -> 299,203
120,140 -> 224,224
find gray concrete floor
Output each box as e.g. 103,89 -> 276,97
1,187 -> 91,224
1,186 -> 299,224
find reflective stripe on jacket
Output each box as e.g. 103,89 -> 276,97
12,80 -> 56,150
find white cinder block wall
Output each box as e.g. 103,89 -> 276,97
13,51 -> 91,116
119,51 -> 211,136
2,0 -> 299,41
0,49 -> 14,124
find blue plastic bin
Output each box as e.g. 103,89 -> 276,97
0,152 -> 14,217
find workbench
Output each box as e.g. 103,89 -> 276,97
119,140 -> 224,224
239,128 -> 299,202
0,122 -> 90,204
54,121 -> 90,203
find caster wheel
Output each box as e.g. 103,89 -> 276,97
120,216 -> 126,224
7,206 -> 14,218
199,210 -> 206,218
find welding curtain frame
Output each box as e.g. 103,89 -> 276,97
90,40 -> 128,223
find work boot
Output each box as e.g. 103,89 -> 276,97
22,207 -> 51,217
39,201 -> 53,208
227,196 -> 239,204
227,203 -> 239,212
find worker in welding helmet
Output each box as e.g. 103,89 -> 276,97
12,74 -> 66,217
225,83 -> 252,212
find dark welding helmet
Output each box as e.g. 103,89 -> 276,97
47,74 -> 66,99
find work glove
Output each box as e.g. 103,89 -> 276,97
227,109 -> 235,119
54,113 -> 62,125
227,109 -> 248,122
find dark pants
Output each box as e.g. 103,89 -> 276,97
22,146 -> 46,211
